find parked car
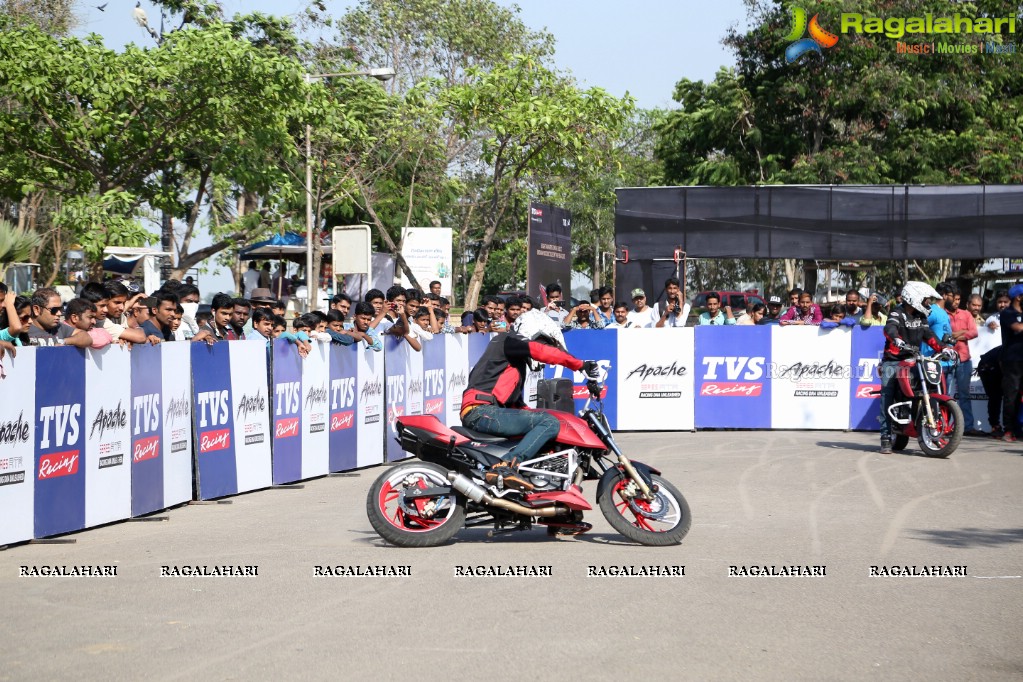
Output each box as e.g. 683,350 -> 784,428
690,290 -> 766,314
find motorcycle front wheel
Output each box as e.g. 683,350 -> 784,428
366,461 -> 465,547
597,469 -> 691,546
917,399 -> 963,458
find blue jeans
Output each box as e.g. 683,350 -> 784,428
950,359 -> 975,431
462,405 -> 561,463
879,361 -> 900,439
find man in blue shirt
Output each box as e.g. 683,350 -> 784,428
697,292 -> 736,326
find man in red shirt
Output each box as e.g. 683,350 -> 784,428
941,283 -> 981,435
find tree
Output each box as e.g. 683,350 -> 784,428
0,19 -> 319,278
444,55 -> 633,309
0,219 -> 42,281
654,0 -> 1023,293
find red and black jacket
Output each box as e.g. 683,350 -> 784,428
462,336 -> 583,410
882,307 -> 942,361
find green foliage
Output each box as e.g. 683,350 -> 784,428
0,218 -> 43,272
54,191 -> 154,264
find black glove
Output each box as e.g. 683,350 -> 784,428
581,360 -> 600,379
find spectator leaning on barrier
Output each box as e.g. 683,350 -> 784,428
627,288 -> 658,328
736,302 -> 767,326
942,283 -> 982,436
27,288 -> 91,348
605,302 -> 633,328
858,292 -> 888,327
761,295 -> 784,324
657,277 -> 688,328
779,292 -> 822,326
787,288 -> 803,310
365,288 -> 387,328
594,286 -> 614,326
348,301 -> 383,351
844,290 -> 863,317
229,298 -> 252,338
565,301 -> 604,329
819,303 -> 856,329
329,293 -> 352,319
102,281 -> 152,344
140,290 -> 178,342
67,298 -> 114,349
195,293 -> 237,342
998,284 -> 1023,443
698,292 -> 735,325
0,292 -> 30,347
129,296 -> 153,328
504,295 -> 523,327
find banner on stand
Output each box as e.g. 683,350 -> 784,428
328,344 -> 359,472
384,336 -> 409,462
444,335 -> 468,428
271,340 -> 304,485
615,328 -> 694,431
848,327 -> 884,431
0,348 -> 35,545
84,346 -> 132,528
356,344 -> 385,468
526,202 -> 572,303
192,341 -> 271,500
694,326 -> 772,429
547,330 -> 620,428
771,326 -> 853,430
34,347 -> 87,537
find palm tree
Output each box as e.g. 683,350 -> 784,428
0,219 -> 43,281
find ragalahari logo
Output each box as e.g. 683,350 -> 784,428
785,6 -> 839,63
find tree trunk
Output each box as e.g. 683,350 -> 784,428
464,214 -> 502,310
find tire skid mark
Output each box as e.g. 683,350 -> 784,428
808,463 -> 899,555
878,474 -> 991,557
737,451 -> 801,520
857,453 -> 887,511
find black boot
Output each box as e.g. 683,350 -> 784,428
484,457 -> 533,492
880,436 -> 893,454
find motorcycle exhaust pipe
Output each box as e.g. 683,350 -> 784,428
447,472 -> 567,518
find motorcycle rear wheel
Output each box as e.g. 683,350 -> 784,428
598,470 -> 691,546
916,399 -> 963,458
366,461 -> 465,547
892,435 -> 909,451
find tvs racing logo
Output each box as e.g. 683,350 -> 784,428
330,411 -> 354,431
133,436 -> 160,463
275,417 -> 299,439
38,404 -> 82,479
90,401 -> 127,441
38,451 -> 79,479
700,356 -> 765,397
199,428 -> 231,453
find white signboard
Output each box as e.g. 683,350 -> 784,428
400,227 -> 453,296
84,345 -> 132,528
0,347 -> 35,545
771,326 -> 853,429
616,328 -> 696,431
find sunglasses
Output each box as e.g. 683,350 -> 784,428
18,313 -> 31,322
45,306 -> 63,315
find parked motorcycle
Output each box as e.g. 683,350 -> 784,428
873,346 -> 963,457
366,380 -> 691,547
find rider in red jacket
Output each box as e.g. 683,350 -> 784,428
461,309 -> 599,491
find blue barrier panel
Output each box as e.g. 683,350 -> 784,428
849,327 -> 885,431
694,326 -> 773,429
423,336 -> 446,419
131,344 -> 164,515
271,339 -> 304,484
328,343 -> 359,472
546,329 -> 619,428
384,335 -> 409,461
34,346 -> 87,537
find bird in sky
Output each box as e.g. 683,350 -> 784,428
96,3 -> 108,11
132,1 -> 147,27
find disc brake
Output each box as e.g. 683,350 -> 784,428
618,479 -> 668,520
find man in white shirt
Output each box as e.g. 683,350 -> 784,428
605,302 -> 634,329
243,262 -> 260,296
626,289 -> 658,328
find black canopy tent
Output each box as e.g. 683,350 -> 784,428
614,184 -> 1023,303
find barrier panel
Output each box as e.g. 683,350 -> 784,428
0,347 -> 35,545
771,326 -> 853,430
384,335 -> 410,461
849,327 -> 884,431
695,326 -> 773,429
83,345 -> 132,528
353,341 -> 385,468
191,340 -> 272,500
131,342 -> 193,517
442,334 -> 469,428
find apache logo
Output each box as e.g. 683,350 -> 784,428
775,361 -> 846,382
305,383 -> 328,409
236,391 -> 266,421
626,362 -> 687,381
784,6 -> 839,63
407,378 -> 423,396
360,379 -> 383,401
90,401 -> 127,441
0,410 -> 30,445
447,370 -> 467,390
166,392 -> 190,426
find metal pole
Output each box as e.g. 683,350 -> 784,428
305,73 -> 314,312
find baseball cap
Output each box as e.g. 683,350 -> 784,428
1009,283 -> 1023,299
768,295 -> 782,305
631,288 -> 646,299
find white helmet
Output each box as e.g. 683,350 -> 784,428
901,281 -> 941,316
511,309 -> 567,352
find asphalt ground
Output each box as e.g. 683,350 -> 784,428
2,430 -> 1022,681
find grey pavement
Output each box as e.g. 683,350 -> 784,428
2,430 -> 1022,681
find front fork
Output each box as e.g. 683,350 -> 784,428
585,411 -> 655,501
917,364 -> 937,430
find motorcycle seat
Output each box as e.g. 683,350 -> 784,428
451,426 -> 511,444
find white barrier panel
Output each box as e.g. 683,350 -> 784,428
84,345 -> 132,527
771,326 -> 853,430
968,325 -> 1001,431
301,341 -> 330,479
615,328 -> 695,431
443,334 -> 468,428
0,347 -> 35,545
356,341 -> 385,467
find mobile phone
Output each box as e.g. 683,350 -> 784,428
555,301 -> 567,310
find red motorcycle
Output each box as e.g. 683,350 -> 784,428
366,381 -> 691,547
875,346 -> 963,457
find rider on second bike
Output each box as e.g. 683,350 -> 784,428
460,309 -> 599,492
880,281 -> 958,454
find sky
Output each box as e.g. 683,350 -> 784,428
69,0 -> 751,293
